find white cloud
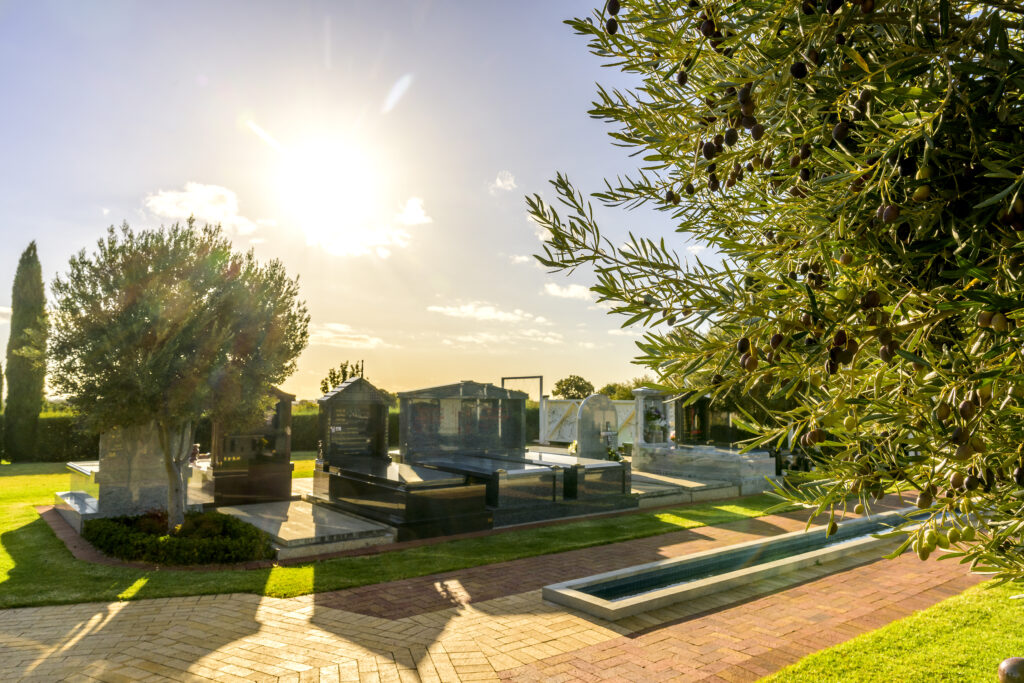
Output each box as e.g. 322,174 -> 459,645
308,322 -> 395,349
145,182 -> 257,235
544,283 -> 593,301
687,245 -> 704,254
0,306 -> 10,324
101,208 -> 110,216
608,327 -> 644,337
489,170 -> 517,195
395,197 -> 432,226
427,302 -> 540,324
578,341 -> 597,350
443,328 -> 563,349
509,254 -> 531,264
518,328 -> 563,345
527,212 -> 552,243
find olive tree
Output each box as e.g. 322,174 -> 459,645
532,1 -> 1024,580
50,221 -> 309,528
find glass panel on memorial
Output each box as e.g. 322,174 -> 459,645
501,401 -> 525,450
478,400 -> 499,442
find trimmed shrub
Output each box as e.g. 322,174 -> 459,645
35,415 -> 100,462
83,510 -> 275,565
291,413 -> 319,451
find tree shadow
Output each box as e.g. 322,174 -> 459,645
0,514 -> 266,681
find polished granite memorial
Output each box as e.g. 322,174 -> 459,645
311,380 -> 634,538
205,387 -> 295,506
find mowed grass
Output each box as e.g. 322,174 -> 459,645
290,450 -> 317,477
0,461 -> 793,608
762,580 -> 1024,682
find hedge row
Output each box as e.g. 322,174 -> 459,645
83,510 -> 275,565
27,406 -> 540,462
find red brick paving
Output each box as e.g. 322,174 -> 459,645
30,496 -> 984,681
313,502 -> 898,619
498,552 -> 980,682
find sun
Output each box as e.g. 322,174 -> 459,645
274,137 -> 391,256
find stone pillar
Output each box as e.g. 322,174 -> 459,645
632,387 -> 667,445
538,395 -> 550,445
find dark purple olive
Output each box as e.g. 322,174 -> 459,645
606,17 -> 619,34
832,122 -> 849,142
861,290 -> 881,309
790,62 -> 808,79
677,69 -> 688,86
608,0 -> 621,15
751,123 -> 765,141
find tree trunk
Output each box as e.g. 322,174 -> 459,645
157,419 -> 195,531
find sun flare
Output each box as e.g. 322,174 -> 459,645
275,137 -> 394,256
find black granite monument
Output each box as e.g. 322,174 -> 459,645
209,387 -> 295,505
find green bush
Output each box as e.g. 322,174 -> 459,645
291,413 -> 319,451
30,403 -> 537,460
35,415 -> 100,462
83,510 -> 275,565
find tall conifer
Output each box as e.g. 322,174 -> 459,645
5,242 -> 47,461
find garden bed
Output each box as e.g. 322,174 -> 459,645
82,509 -> 275,565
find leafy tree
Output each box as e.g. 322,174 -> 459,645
598,381 -> 632,400
319,360 -> 363,395
50,221 -> 309,528
532,3 -> 1024,580
553,374 -> 595,399
5,242 -> 48,462
599,375 -> 656,400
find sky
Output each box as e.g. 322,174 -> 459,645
0,1 -> 699,400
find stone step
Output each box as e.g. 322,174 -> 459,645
216,499 -> 396,560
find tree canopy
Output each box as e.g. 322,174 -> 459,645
533,2 -> 1024,581
49,221 -> 309,526
553,374 -> 596,399
5,241 -> 48,462
319,360 -> 364,395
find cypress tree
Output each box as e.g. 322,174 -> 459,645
5,242 -> 47,462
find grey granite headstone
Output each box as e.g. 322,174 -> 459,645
95,422 -> 173,516
576,394 -> 618,460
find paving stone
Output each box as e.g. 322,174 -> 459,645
0,499 -> 982,682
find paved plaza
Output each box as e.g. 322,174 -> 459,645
0,506 -> 980,682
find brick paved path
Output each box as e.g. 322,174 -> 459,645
0,504 -> 981,682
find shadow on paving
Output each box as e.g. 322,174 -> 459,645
297,495 -> 913,674
0,517 -> 265,682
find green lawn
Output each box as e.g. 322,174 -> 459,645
762,580 -> 1024,682
291,450 -> 316,477
0,461 -> 792,609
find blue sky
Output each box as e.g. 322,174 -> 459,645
0,1 -> 698,399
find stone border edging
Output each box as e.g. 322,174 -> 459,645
34,493 -> 816,572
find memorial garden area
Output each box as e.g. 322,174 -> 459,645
2,0 -> 1024,681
